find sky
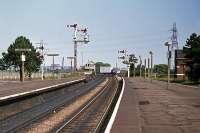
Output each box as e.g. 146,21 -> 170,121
0,0 -> 200,68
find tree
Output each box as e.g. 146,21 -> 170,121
129,54 -> 138,76
183,33 -> 200,82
1,36 -> 42,76
0,58 -> 7,70
153,64 -> 168,77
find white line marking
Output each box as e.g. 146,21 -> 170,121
0,78 -> 84,101
104,77 -> 125,133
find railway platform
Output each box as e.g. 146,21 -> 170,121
109,77 -> 200,133
0,77 -> 84,100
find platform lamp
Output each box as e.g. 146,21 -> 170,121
149,51 -> 153,83
15,48 -> 31,82
164,42 -> 172,89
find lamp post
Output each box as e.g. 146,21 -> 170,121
15,48 -> 31,82
127,64 -> 130,78
164,42 -> 171,89
148,58 -> 150,79
144,58 -> 147,79
149,51 -> 153,83
139,56 -> 142,78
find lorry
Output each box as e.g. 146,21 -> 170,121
100,66 -> 112,74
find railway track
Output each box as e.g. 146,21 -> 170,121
0,76 -> 106,133
0,75 -> 120,133
54,76 -> 118,133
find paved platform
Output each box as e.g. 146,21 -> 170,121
0,77 -> 83,98
110,78 -> 200,133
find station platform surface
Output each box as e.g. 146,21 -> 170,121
0,77 -> 83,98
110,77 -> 200,133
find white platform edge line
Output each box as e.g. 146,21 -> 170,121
104,77 -> 125,133
0,78 -> 84,101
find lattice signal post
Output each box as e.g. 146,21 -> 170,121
118,50 -> 130,77
67,24 -> 90,71
36,40 -> 46,80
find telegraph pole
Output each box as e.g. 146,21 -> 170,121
15,48 -> 31,82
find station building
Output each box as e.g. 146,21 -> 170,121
174,49 -> 189,80
84,61 -> 96,75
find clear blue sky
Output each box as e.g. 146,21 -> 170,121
0,0 -> 200,67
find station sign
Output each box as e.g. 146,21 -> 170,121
21,54 -> 26,61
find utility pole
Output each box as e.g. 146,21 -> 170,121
67,24 -> 90,71
36,40 -> 45,80
149,51 -> 153,83
15,48 -> 31,82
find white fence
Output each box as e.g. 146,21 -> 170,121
0,71 -> 60,80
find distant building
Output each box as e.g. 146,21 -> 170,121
51,64 -> 61,70
84,61 -> 96,74
174,49 -> 189,80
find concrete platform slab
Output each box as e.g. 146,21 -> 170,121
110,77 -> 200,133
